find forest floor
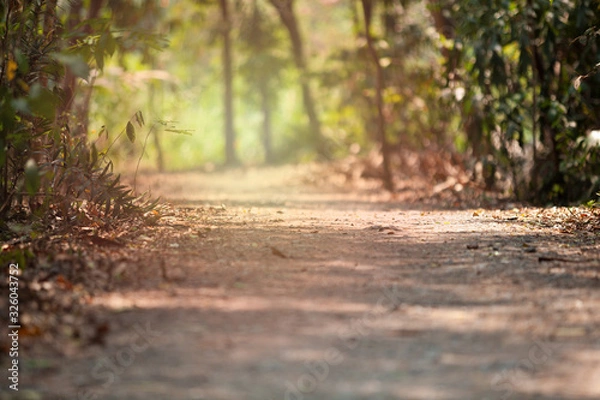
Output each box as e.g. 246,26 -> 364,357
3,164 -> 600,400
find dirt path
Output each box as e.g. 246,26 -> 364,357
15,166 -> 600,399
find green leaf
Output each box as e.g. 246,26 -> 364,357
106,33 -> 117,56
90,143 -> 98,167
126,121 -> 136,143
135,111 -> 145,127
52,52 -> 90,80
98,31 -> 117,58
24,159 -> 40,196
95,47 -> 105,71
27,84 -> 59,120
14,49 -> 30,75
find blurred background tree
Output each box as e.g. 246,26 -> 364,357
238,0 -> 289,163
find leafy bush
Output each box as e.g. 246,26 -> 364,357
435,0 -> 600,203
0,1 -> 156,239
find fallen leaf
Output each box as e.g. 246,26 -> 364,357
20,325 -> 43,337
271,246 -> 287,258
56,274 -> 73,290
89,235 -> 124,247
89,321 -> 110,345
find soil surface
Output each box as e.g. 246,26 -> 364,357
5,165 -> 600,400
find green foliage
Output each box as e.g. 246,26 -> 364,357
1,1 -> 62,216
0,1 -> 159,237
317,1 -> 455,160
0,247 -> 34,270
438,0 -> 600,203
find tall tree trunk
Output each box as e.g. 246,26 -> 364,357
361,0 -> 394,192
220,0 -> 238,166
75,0 -> 105,135
259,79 -> 273,164
58,0 -> 104,135
530,42 -> 560,200
268,0 -> 327,158
58,0 -> 83,123
43,0 -> 58,45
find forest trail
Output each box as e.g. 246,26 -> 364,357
21,165 -> 600,400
